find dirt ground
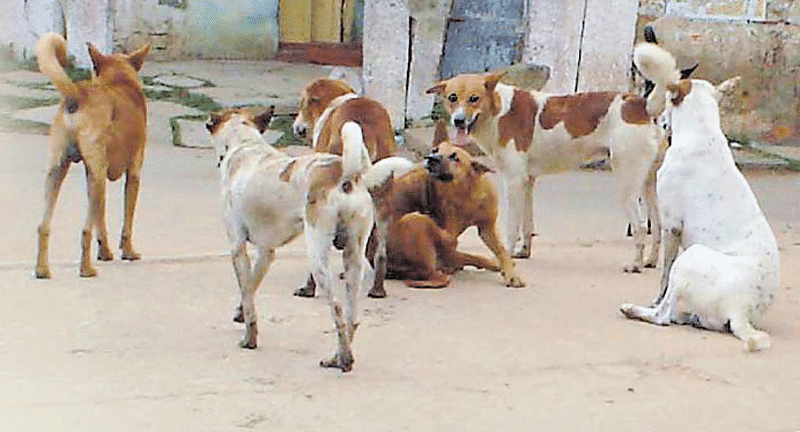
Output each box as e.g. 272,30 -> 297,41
1,131 -> 799,431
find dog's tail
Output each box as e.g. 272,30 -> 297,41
363,156 -> 416,192
341,121 -> 373,183
36,32 -> 81,101
633,42 -> 681,116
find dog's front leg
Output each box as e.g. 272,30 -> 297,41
120,168 -> 142,261
502,175 -> 528,259
478,224 -> 525,288
36,160 -> 70,279
655,226 -> 682,305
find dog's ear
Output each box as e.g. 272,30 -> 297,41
483,71 -> 506,93
252,106 -> 275,134
86,43 -> 106,76
714,76 -> 741,102
127,44 -> 151,72
432,120 -> 449,147
470,160 -> 494,175
206,112 -> 224,134
426,81 -> 447,95
680,63 -> 699,79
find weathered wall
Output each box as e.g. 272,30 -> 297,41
0,0 -> 278,64
639,0 -> 800,144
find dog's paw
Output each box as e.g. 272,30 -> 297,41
121,249 -> 141,261
232,306 -> 244,323
320,351 -> 354,372
505,274 -> 525,288
34,267 -> 51,279
623,263 -> 642,273
97,247 -> 114,261
294,285 -> 316,298
367,286 -> 387,299
511,248 -> 531,259
79,265 -> 98,278
619,303 -> 636,318
239,338 -> 257,350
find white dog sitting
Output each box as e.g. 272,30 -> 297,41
620,43 -> 780,352
206,107 -> 374,371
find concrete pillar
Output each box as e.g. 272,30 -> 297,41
576,0 -> 639,92
64,0 -> 112,68
405,0 -> 452,126
363,0 -> 410,131
0,0 -> 63,62
523,0 -> 585,93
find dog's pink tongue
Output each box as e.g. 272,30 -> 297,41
453,127 -> 470,146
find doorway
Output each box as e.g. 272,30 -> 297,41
277,0 -> 364,67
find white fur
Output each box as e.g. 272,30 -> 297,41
633,42 -> 681,116
467,85 -> 662,271
312,93 -> 359,147
362,156 -> 417,191
211,112 -> 373,370
622,48 -> 779,352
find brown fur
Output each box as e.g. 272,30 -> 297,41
498,89 -> 537,152
667,79 -> 693,107
620,94 -> 651,125
295,78 -> 396,162
367,124 -> 524,294
35,32 -> 150,278
539,92 -> 618,138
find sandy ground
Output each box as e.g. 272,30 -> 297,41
1,131 -> 799,431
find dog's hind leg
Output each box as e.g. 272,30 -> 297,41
78,162 -> 108,277
120,167 -> 142,261
642,170 -> 661,268
231,242 -> 274,349
620,282 -> 675,325
35,159 -> 70,279
729,312 -> 771,352
519,175 -> 535,256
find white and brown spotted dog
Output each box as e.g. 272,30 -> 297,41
293,78 -> 396,161
620,43 -> 778,351
427,73 -> 663,272
206,107 -> 374,372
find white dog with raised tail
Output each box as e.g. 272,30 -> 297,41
206,107 -> 374,371
620,42 -> 779,352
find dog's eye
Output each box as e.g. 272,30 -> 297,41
448,93 -> 458,103
468,95 -> 479,103
449,153 -> 459,162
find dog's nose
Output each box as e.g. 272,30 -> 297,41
452,115 -> 466,129
425,154 -> 442,165
294,124 -> 307,138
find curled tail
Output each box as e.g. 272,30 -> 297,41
340,121 -> 372,182
633,42 -> 681,116
36,32 -> 81,100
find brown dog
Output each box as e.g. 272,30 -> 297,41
292,78 -> 396,161
34,32 -> 150,278
366,122 -> 524,296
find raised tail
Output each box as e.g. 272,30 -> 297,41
633,42 -> 681,116
36,32 -> 81,100
340,121 -> 373,181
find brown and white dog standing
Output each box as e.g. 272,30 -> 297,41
34,32 -> 150,278
292,78 -> 396,161
292,78 -> 397,297
365,122 -> 524,295
207,107 -> 373,372
427,73 -> 663,272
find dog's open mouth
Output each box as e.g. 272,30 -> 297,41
454,113 -> 479,138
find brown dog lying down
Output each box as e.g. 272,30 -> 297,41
297,122 -> 525,299
366,122 -> 525,296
